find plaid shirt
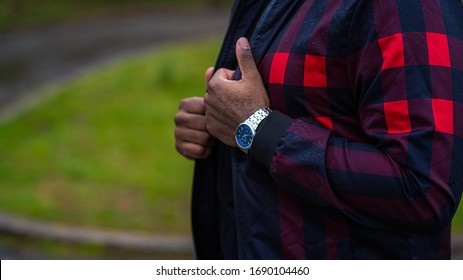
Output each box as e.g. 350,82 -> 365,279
191,0 -> 463,259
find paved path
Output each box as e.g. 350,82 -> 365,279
0,211 -> 194,259
0,9 -> 229,120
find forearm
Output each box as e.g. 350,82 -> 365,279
251,113 -> 459,233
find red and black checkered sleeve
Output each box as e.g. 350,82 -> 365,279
252,0 -> 463,232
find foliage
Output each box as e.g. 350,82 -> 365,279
0,38 -> 221,234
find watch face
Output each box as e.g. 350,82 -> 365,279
235,123 -> 254,149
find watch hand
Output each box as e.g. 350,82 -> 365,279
244,135 -> 254,144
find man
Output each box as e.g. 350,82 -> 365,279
174,0 -> 463,259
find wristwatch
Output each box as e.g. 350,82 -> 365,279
235,108 -> 272,153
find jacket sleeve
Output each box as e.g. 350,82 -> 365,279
251,0 -> 463,234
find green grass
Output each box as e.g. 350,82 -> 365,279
454,203 -> 463,232
0,37 -> 221,235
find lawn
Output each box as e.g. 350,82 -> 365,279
0,37 -> 222,235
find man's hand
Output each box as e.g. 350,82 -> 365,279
205,37 -> 270,147
174,68 -> 216,160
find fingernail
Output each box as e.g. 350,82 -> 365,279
238,38 -> 250,50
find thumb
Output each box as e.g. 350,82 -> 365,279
236,37 -> 260,81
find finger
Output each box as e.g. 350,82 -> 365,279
178,97 -> 205,114
212,68 -> 236,81
235,37 -> 260,81
175,126 -> 216,147
174,110 -> 208,131
205,67 -> 214,85
176,142 -> 213,160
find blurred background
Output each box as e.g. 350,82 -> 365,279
0,0 -> 462,259
0,0 -> 232,259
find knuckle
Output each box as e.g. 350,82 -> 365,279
208,75 -> 219,89
195,145 -> 206,156
174,113 -> 181,125
186,145 -> 201,160
178,97 -> 198,111
175,142 -> 183,155
174,111 -> 185,126
178,98 -> 188,110
174,127 -> 182,138
207,81 -> 215,91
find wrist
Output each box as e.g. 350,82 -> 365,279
235,108 -> 272,153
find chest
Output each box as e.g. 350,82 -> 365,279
250,0 -> 363,139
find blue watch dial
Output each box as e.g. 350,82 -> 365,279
235,123 -> 254,149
